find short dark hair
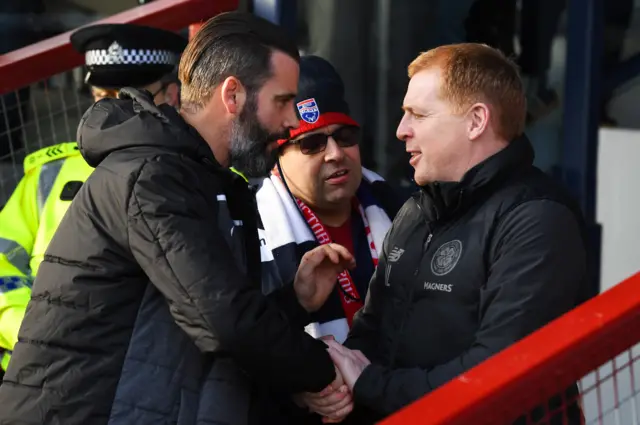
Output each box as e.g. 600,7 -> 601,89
178,12 -> 299,110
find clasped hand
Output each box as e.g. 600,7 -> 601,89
295,337 -> 371,423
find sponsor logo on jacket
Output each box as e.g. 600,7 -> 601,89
424,281 -> 453,292
385,246 -> 405,287
388,247 -> 405,263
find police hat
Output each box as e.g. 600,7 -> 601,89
70,23 -> 187,89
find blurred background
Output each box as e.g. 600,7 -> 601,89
0,0 -> 638,292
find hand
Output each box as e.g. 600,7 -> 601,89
294,366 -> 354,423
326,340 -> 371,391
294,243 -> 356,312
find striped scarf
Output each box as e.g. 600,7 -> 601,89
254,168 -> 392,343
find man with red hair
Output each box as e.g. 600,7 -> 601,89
323,43 -> 589,424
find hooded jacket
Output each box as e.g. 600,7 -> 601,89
0,88 -> 335,425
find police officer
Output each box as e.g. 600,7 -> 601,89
0,23 -> 186,372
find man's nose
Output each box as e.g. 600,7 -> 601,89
324,137 -> 345,161
284,103 -> 300,130
396,115 -> 411,142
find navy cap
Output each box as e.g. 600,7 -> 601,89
279,55 -> 358,145
70,23 -> 187,89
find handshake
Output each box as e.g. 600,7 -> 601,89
292,243 -> 371,422
293,336 -> 371,423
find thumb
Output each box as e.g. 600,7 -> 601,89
327,346 -> 345,366
320,335 -> 336,343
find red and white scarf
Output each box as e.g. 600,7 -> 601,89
255,168 -> 392,343
295,196 -> 379,327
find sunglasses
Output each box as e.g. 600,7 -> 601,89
286,126 -> 360,155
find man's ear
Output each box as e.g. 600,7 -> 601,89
467,103 -> 490,141
220,76 -> 247,115
165,82 -> 180,108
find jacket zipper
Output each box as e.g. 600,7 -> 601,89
388,223 -> 434,367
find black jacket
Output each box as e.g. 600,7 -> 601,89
345,136 -> 589,423
0,89 -> 335,425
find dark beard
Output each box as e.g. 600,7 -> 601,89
229,95 -> 289,178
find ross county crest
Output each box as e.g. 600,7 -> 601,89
296,98 -> 320,123
430,240 -> 463,276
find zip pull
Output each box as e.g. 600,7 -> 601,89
423,233 -> 433,251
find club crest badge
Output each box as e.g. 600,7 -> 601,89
431,240 -> 463,276
297,98 -> 320,124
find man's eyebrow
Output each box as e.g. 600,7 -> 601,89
275,93 -> 297,101
402,105 -> 426,115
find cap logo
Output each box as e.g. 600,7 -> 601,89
107,42 -> 125,63
297,98 -> 320,124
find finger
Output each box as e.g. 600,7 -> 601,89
300,246 -> 331,269
307,391 -> 348,410
324,244 -> 341,265
306,384 -> 335,399
353,349 -> 371,365
319,334 -> 336,342
314,392 -> 353,416
317,384 -> 336,398
327,345 -> 347,366
326,340 -> 351,357
327,243 -> 356,269
322,416 -> 346,424
331,402 -> 354,420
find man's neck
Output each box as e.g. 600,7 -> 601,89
455,136 -> 509,181
180,109 -> 229,166
310,201 -> 352,227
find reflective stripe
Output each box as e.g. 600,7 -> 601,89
1,350 -> 11,371
0,276 -> 30,293
0,238 -> 30,276
37,159 -> 64,213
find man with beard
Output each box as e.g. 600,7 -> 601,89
228,86 -> 283,177
0,12 -> 354,425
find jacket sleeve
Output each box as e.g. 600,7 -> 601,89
267,282 -> 313,329
127,160 -> 335,394
352,200 -> 588,415
0,173 -> 39,352
344,221 -> 394,360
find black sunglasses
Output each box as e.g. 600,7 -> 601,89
287,126 -> 360,155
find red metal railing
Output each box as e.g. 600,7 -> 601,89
382,271 -> 640,425
0,0 -> 238,95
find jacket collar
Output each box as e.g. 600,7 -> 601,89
120,89 -> 247,186
414,135 -> 535,222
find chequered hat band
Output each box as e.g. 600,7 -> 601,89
85,47 -> 177,67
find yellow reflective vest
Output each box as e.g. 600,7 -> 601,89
0,142 -> 93,370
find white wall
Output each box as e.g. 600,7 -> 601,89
596,128 -> 640,292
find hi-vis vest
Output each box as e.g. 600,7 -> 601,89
0,142 -> 93,370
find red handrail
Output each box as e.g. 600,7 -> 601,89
0,0 -> 238,95
381,271 -> 640,425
